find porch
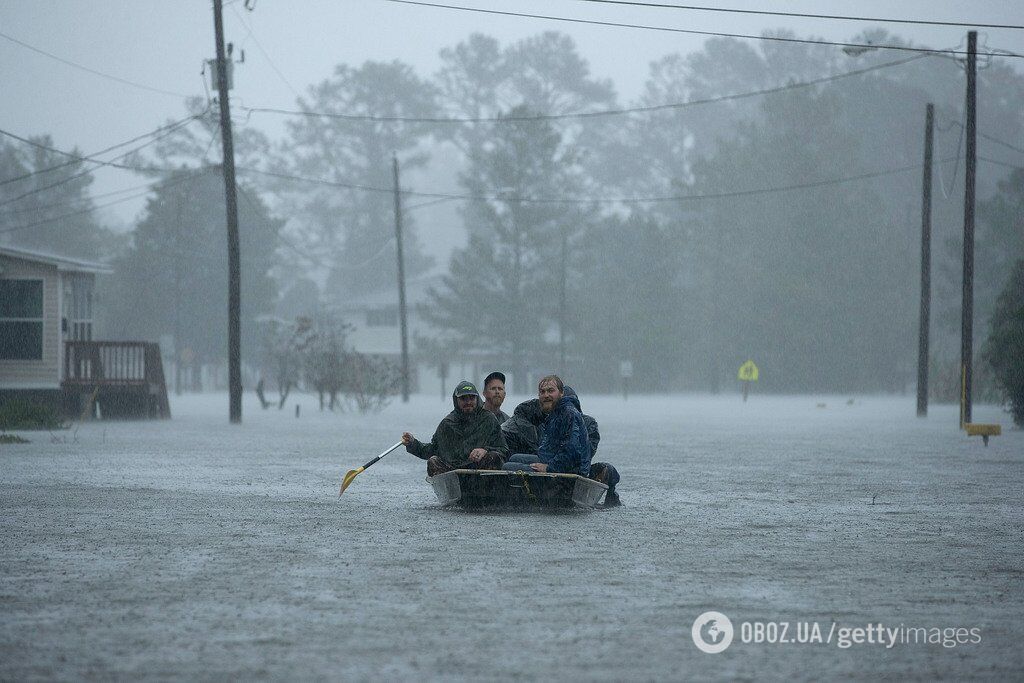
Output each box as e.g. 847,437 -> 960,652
62,341 -> 171,419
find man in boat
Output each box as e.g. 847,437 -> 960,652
402,380 -> 509,477
481,371 -> 510,424
502,384 -> 621,506
502,375 -> 591,476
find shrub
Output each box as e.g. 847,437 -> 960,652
0,400 -> 65,431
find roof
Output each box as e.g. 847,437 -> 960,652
328,272 -> 446,309
0,244 -> 113,274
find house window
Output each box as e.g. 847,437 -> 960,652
0,279 -> 44,360
366,306 -> 398,327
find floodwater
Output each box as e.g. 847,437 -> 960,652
1,393 -> 1021,680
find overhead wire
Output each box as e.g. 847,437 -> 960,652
0,30 -> 192,98
979,156 -> 1023,171
242,53 -> 931,124
238,156 -> 957,206
0,115 -> 204,209
4,179 -> 171,217
0,111 -> 210,186
563,0 -> 1024,30
380,0 -> 1023,59
0,168 -> 207,236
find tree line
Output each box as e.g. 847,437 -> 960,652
1,28 -> 1022,397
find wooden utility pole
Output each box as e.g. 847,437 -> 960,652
917,103 -> 934,418
960,31 -> 977,427
212,0 -> 243,423
558,224 -> 568,375
392,155 -> 410,403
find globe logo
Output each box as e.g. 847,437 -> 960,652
692,611 -> 734,653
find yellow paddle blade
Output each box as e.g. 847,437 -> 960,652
339,466 -> 365,495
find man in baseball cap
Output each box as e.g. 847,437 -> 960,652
402,380 -> 509,476
481,371 -> 509,424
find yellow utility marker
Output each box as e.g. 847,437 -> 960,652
964,423 -> 1001,446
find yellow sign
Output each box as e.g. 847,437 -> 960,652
738,360 -> 759,382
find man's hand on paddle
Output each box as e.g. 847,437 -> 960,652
401,432 -> 414,447
468,448 -> 487,463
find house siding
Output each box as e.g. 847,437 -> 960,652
0,254 -> 61,388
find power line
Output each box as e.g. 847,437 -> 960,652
979,132 -> 1024,156
4,179 -> 168,217
0,117 -> 202,209
0,169 -> 205,236
935,113 -> 1024,156
239,156 -> 955,205
980,156 -> 1023,171
229,4 -> 303,100
565,0 -> 1024,31
0,30 -> 192,98
381,0 -> 1022,59
243,53 -> 928,124
0,111 -> 209,187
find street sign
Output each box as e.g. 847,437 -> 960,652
738,360 -> 759,382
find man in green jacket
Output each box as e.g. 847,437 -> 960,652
402,380 -> 509,477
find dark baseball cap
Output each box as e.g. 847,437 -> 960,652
453,380 -> 479,397
483,371 -> 506,387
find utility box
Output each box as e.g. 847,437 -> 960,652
206,59 -> 234,90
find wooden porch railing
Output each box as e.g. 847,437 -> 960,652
62,341 -> 170,418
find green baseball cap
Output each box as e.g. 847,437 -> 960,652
453,380 -> 479,397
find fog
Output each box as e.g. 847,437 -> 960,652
2,1 -> 1023,397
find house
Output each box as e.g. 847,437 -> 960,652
330,273 -> 503,399
0,245 -> 169,418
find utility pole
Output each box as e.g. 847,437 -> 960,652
392,154 -> 410,403
960,31 -> 977,428
558,224 -> 568,375
212,0 -> 242,424
173,192 -> 184,397
917,103 -> 934,418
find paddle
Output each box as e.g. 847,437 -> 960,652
339,441 -> 404,495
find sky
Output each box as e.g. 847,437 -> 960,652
1,0 -> 1021,260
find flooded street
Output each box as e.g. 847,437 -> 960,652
2,393 -> 1021,679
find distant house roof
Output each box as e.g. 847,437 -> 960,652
329,272 -> 445,310
0,245 -> 112,274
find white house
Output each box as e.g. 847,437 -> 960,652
0,245 -> 169,418
329,273 -> 502,399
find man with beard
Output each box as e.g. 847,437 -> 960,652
402,380 -> 508,477
502,382 -> 622,506
481,371 -> 509,424
502,375 -> 590,475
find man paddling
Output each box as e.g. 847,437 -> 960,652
402,380 -> 508,477
503,375 -> 591,476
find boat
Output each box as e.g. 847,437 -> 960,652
427,469 -> 608,509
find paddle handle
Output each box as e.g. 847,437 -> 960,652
360,441 -> 404,470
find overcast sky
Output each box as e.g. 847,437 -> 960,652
2,0 -> 1021,255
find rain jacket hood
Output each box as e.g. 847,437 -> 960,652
537,394 -> 591,475
406,382 -> 508,467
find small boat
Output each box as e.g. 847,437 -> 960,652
427,469 -> 608,510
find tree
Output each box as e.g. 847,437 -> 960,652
102,171 -> 282,376
983,260 -> 1024,426
0,136 -> 119,259
275,61 -> 437,296
421,107 -> 593,391
573,213 -> 688,391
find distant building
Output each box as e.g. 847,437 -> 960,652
0,245 -> 169,418
329,273 -> 500,399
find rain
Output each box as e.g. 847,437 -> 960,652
1,1 -> 1023,679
